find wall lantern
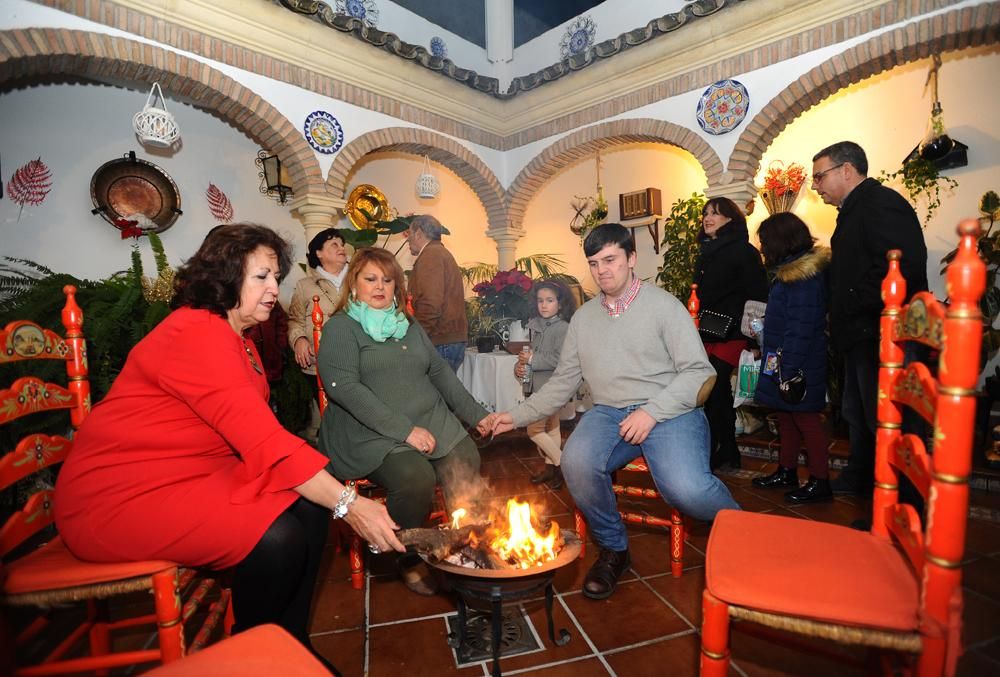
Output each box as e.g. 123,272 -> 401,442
132,82 -> 180,148
415,155 -> 440,199
256,150 -> 293,205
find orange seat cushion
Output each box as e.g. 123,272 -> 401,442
2,536 -> 176,596
705,510 -> 920,631
148,624 -> 331,676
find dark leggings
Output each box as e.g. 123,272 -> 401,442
776,411 -> 829,479
231,498 -> 328,644
705,355 -> 739,468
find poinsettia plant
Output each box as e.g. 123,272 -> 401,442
472,269 -> 534,323
763,161 -> 806,196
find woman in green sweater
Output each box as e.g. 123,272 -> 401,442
317,247 -> 490,595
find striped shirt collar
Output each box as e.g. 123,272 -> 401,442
600,274 -> 641,318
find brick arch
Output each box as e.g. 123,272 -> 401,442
0,28 -> 323,196
327,127 -> 507,232
505,118 -> 723,232
728,3 -> 1000,180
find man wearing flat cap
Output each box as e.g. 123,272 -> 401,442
407,215 -> 468,371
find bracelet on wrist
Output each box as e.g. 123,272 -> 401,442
331,484 -> 357,520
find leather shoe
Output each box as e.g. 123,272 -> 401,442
401,563 -> 439,596
785,477 -> 833,504
583,547 -> 631,600
752,466 -> 797,489
546,466 -> 564,491
530,465 -> 556,484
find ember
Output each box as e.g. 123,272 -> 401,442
447,498 -> 562,570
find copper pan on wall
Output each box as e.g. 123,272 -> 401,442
90,151 -> 182,233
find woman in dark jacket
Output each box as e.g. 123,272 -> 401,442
752,212 -> 832,503
695,197 -> 768,470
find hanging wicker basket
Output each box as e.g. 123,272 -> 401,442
132,83 -> 180,148
415,155 -> 440,199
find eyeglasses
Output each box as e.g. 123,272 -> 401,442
811,163 -> 844,184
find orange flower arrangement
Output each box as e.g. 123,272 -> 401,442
759,161 -> 806,214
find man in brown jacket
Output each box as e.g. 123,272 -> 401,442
407,214 -> 468,370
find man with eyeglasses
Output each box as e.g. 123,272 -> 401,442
811,141 -> 927,499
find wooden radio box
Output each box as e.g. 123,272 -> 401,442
619,188 -> 662,220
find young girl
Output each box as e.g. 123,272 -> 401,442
515,280 -> 577,490
752,212 -> 832,503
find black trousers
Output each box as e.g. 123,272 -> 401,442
231,498 -> 328,644
705,355 -> 739,469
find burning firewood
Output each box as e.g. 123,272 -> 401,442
397,524 -> 489,563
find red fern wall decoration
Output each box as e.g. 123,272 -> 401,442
206,182 -> 234,222
7,157 -> 53,209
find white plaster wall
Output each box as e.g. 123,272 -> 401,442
0,83 -> 305,304
0,0 -> 501,182
375,0 -> 493,75
517,143 -> 708,296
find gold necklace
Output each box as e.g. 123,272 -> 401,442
242,339 -> 264,375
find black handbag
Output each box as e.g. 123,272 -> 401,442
698,310 -> 734,339
776,348 -> 806,405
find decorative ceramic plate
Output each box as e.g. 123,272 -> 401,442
345,184 -> 390,230
90,152 -> 182,233
696,79 -> 750,135
304,110 -> 344,154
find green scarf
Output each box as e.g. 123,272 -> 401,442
347,299 -> 409,342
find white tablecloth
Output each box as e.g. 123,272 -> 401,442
457,348 -> 524,413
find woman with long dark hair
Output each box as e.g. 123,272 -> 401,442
695,197 -> 768,470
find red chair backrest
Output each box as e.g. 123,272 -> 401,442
0,285 -> 91,557
874,219 -> 984,673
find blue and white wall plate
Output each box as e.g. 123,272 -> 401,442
696,79 -> 750,135
430,36 -> 448,59
304,111 -> 345,154
560,16 -> 596,60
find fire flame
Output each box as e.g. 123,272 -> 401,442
490,498 -> 560,569
450,508 -> 466,529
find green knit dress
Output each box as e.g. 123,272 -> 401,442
317,312 -> 487,479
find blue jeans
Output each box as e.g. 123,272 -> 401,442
562,405 -> 740,551
436,342 -> 466,372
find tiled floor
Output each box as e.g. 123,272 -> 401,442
306,429 -> 1000,677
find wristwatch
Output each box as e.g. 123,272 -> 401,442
331,485 -> 357,520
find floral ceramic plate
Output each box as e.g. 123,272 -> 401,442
696,79 -> 749,135
304,110 -> 344,154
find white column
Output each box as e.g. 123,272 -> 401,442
706,175 -> 758,215
486,228 -> 523,270
485,0 -> 513,63
289,192 -> 346,244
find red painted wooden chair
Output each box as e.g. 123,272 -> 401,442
312,297 -> 445,590
0,286 -> 232,675
572,284 -> 701,578
700,220 -> 983,676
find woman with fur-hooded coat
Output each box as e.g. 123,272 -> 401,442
752,213 -> 832,503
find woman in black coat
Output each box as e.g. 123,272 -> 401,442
751,212 -> 832,503
695,197 -> 768,470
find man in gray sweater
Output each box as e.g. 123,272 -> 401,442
486,223 -> 740,600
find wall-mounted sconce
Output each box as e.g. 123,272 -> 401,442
133,82 -> 180,148
256,150 -> 293,204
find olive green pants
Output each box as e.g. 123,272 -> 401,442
367,435 -> 482,530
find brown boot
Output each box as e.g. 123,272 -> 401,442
546,466 -> 564,490
530,464 -> 556,484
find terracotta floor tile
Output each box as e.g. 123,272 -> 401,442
310,576 -> 365,633
604,632 -> 701,677
627,531 -> 705,578
645,568 -> 707,628
956,647 -> 1000,677
962,554 -> 1000,602
728,623 -> 868,676
367,617 -> 467,676
728,486 -> 784,512
961,588 -> 1000,646
367,574 -> 457,625
562,579 -> 689,652
512,656 -> 612,675
311,629 -> 365,677
782,496 -> 871,527
965,518 -> 1000,557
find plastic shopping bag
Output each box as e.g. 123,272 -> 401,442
733,349 -> 760,407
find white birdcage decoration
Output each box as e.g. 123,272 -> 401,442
132,83 -> 180,148
415,155 -> 440,199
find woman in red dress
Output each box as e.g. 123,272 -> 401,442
54,224 -> 403,671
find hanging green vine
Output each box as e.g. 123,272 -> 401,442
879,155 -> 958,227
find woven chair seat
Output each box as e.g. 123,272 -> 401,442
2,535 -> 175,605
706,510 -> 919,632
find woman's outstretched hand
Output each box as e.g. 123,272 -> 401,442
343,496 -> 405,552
